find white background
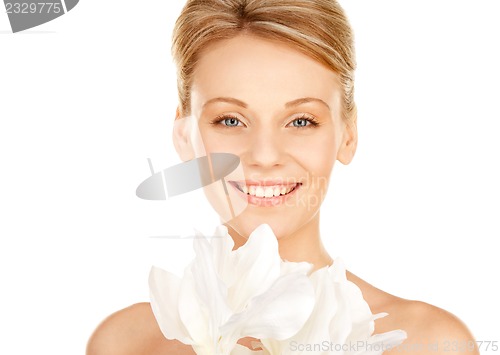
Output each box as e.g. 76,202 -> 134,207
1,1 -> 499,354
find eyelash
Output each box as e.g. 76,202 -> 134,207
291,114 -> 320,128
210,114 -> 320,128
211,115 -> 243,128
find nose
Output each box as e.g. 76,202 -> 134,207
244,126 -> 285,168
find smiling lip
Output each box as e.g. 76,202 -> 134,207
228,180 -> 301,207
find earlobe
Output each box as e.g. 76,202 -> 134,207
337,111 -> 358,165
172,108 -> 195,161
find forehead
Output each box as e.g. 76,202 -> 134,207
190,34 -> 342,114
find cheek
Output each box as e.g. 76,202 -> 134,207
296,135 -> 337,211
199,130 -> 246,154
296,133 -> 338,175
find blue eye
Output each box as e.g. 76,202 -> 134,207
292,118 -> 309,127
290,116 -> 319,128
211,115 -> 243,128
222,117 -> 241,127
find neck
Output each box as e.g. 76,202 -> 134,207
278,217 -> 333,271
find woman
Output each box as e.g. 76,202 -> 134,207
87,0 -> 477,353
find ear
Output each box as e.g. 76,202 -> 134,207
337,108 -> 358,165
172,107 -> 195,161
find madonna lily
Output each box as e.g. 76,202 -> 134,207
149,224 -> 316,355
260,259 -> 407,355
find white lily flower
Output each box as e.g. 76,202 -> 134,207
149,224 -> 316,355
260,259 -> 407,355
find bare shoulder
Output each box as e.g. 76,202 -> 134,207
381,299 -> 478,354
348,272 -> 478,355
86,302 -> 195,355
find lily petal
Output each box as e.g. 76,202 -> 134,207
221,272 -> 315,342
280,260 -> 313,276
329,259 -> 372,343
178,266 -> 212,347
210,225 -> 237,285
227,224 -> 282,313
148,266 -> 192,344
261,267 -> 336,355
191,234 -> 233,349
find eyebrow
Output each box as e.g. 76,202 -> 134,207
202,97 -> 330,111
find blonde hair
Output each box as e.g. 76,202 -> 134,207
172,0 -> 356,122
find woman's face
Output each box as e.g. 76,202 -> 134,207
180,34 -> 356,240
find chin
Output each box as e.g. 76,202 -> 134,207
224,211 -> 303,242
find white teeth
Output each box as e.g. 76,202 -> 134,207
237,183 -> 298,198
264,187 -> 274,198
